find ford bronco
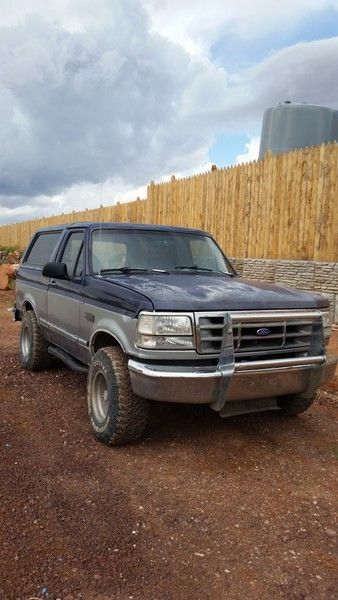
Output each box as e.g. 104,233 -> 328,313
15,222 -> 337,445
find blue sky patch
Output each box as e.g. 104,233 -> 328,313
208,133 -> 249,166
211,7 -> 338,72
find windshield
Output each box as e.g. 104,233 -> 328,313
91,229 -> 233,275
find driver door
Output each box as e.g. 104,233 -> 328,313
46,230 -> 85,359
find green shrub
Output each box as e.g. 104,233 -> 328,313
0,245 -> 19,255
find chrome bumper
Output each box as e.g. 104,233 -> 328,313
128,353 -> 337,406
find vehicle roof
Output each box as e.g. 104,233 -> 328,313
34,222 -> 208,236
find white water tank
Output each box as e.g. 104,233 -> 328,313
259,101 -> 338,159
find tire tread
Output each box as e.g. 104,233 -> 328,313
88,347 -> 149,446
20,311 -> 53,371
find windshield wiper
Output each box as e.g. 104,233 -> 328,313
99,267 -> 169,274
175,265 -> 213,271
175,265 -> 233,276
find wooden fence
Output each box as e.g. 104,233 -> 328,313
0,142 -> 337,261
0,199 -> 147,251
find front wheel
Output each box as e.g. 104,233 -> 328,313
87,347 -> 149,446
277,394 -> 315,416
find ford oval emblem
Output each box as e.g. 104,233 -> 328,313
256,327 -> 271,336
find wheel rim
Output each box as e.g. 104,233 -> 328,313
21,326 -> 31,359
91,371 -> 109,423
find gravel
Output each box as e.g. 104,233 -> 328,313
0,290 -> 337,600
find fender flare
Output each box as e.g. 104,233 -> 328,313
22,294 -> 39,321
89,328 -> 126,355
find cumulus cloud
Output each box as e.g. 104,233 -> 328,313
246,37 -> 338,109
0,2 -> 227,208
235,137 -> 260,164
209,36 -> 338,128
0,177 -> 148,224
143,0 -> 337,55
0,0 -> 338,225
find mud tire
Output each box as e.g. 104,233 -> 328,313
277,394 -> 315,416
20,310 -> 53,371
87,347 -> 149,446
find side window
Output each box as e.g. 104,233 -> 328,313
60,231 -> 84,278
24,232 -> 61,267
74,245 -> 84,278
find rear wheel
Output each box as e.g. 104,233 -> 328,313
87,347 -> 149,446
277,394 -> 315,416
20,310 -> 53,371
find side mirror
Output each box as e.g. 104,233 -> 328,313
42,262 -> 69,280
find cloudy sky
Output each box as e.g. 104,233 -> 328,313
1,0 -> 338,224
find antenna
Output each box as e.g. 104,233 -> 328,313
98,182 -> 103,277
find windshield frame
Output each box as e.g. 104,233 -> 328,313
89,227 -> 236,276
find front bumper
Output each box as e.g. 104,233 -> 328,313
128,352 -> 337,408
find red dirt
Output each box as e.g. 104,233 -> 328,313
0,290 -> 337,600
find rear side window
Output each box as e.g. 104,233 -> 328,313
24,232 -> 61,267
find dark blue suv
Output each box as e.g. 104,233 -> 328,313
15,222 -> 337,445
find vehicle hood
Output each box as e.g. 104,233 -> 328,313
103,273 -> 328,311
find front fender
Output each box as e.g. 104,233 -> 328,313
90,313 -> 138,355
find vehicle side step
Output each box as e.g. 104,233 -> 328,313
48,345 -> 89,374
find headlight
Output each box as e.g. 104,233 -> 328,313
136,313 -> 195,349
320,309 -> 332,341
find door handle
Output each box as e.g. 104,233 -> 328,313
50,280 -> 56,286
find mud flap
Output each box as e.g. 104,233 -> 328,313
210,313 -> 235,412
14,306 -> 22,321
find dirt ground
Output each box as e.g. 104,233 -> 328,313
0,290 -> 337,600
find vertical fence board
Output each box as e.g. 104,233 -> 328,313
0,144 -> 337,260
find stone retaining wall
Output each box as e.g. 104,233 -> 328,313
230,258 -> 338,324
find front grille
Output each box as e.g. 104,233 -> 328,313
195,311 -> 318,362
